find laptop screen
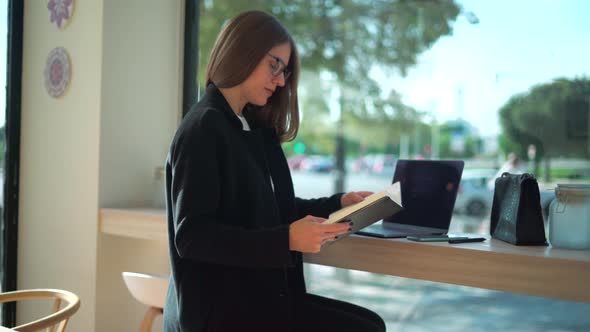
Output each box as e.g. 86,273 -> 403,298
383,159 -> 464,230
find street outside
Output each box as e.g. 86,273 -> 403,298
293,171 -> 590,332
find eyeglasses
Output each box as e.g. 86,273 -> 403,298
267,53 -> 291,80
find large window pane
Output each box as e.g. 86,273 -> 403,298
199,1 -> 590,330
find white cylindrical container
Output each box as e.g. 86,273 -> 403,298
548,184 -> 590,249
153,166 -> 166,209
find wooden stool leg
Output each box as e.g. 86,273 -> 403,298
139,307 -> 163,332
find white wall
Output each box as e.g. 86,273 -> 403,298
19,0 -> 183,331
99,0 -> 183,209
96,0 -> 183,331
95,236 -> 170,332
19,1 -> 103,331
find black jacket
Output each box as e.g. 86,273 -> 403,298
163,84 -> 343,331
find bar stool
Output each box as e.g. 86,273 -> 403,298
122,272 -> 169,332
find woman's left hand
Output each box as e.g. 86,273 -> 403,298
340,191 -> 373,208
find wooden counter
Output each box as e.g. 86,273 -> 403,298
100,208 -> 168,241
99,208 -> 590,303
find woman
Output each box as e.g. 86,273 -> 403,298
163,10 -> 386,332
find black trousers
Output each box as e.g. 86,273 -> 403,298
294,293 -> 386,332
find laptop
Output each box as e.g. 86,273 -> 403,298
357,159 -> 464,238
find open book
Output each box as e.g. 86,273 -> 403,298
323,182 -> 403,239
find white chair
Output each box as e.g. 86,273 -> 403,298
0,289 -> 80,332
122,272 -> 169,332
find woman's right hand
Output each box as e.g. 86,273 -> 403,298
289,215 -> 351,253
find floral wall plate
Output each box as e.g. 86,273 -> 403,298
48,0 -> 75,29
44,47 -> 71,98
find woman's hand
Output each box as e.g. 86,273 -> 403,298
289,215 -> 351,253
340,191 -> 373,208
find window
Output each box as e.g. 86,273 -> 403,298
198,1 -> 590,330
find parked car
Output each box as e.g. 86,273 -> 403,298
350,156 -> 371,173
287,154 -> 306,171
454,170 -> 495,216
350,154 -> 396,177
300,155 -> 334,173
370,154 -> 396,177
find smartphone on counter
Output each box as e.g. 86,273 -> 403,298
407,235 -> 468,242
448,237 -> 486,244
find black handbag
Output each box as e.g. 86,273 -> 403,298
490,173 -> 547,245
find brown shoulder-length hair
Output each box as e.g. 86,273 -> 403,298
205,10 -> 300,143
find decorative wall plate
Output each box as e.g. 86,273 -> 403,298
44,47 -> 71,98
48,0 -> 75,29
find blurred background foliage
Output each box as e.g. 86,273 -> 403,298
195,0 -> 590,180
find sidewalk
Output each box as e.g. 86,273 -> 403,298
305,265 -> 590,331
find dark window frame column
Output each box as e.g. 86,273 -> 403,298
1,0 -> 24,326
183,0 -> 200,117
